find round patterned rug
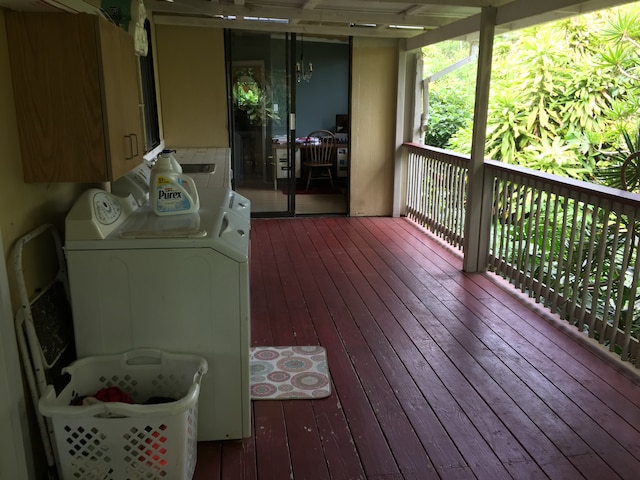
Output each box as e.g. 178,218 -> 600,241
250,346 -> 331,400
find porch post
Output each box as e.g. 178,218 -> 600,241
462,6 -> 496,272
393,48 -> 419,217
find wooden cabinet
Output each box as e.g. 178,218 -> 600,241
5,12 -> 143,183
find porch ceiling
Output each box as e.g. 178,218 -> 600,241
147,0 -> 638,48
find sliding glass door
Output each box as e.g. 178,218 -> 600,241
228,30 -> 295,216
227,30 -> 350,216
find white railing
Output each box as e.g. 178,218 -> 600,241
404,143 -> 468,250
403,143 -> 640,368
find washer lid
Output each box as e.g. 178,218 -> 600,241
65,188 -> 250,262
118,210 -> 206,239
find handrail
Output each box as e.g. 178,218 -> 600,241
402,142 -> 640,368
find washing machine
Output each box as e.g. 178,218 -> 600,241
64,184 -> 251,441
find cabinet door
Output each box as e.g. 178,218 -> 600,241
118,31 -> 144,169
98,17 -> 143,181
6,12 -> 109,182
6,12 -> 142,183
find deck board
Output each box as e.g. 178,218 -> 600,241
195,217 -> 640,480
339,218 -> 547,479
291,218 -> 403,479
362,217 -> 638,479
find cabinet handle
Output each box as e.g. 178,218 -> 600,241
131,133 -> 139,157
125,135 -> 134,160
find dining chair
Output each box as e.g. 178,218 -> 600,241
303,130 -> 336,191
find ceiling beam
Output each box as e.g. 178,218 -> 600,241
405,0 -> 638,50
148,0 -> 640,44
333,0 -> 505,6
405,13 -> 481,50
496,0 -> 640,30
145,0 -> 468,29
152,13 -> 417,38
301,0 -> 322,9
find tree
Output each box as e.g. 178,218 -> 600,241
441,4 -> 640,182
424,6 -> 640,341
593,7 -> 640,192
422,41 -> 476,148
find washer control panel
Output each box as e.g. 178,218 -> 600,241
93,191 -> 123,225
66,189 -> 138,240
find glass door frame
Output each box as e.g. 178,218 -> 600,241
226,29 -> 298,217
286,32 -> 297,216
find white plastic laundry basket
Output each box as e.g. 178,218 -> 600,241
39,349 -> 208,480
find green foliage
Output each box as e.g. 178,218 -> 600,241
595,125 -> 640,191
592,7 -> 640,193
232,67 -> 281,126
438,5 -> 640,182
492,183 -> 640,343
420,5 -> 640,349
422,41 -> 476,148
424,89 -> 473,148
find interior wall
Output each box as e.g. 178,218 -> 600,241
0,7 -> 91,478
295,40 -> 349,136
350,37 -> 398,216
153,27 -> 398,217
155,25 -> 228,148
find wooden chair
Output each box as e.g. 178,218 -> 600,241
303,130 -> 336,191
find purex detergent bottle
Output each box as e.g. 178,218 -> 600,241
150,153 -> 199,216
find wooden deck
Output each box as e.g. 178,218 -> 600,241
194,217 -> 640,480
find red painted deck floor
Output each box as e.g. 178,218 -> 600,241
194,217 -> 640,480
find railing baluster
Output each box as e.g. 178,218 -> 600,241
569,196 -> 590,330
621,208 -> 639,361
535,188 -> 552,303
542,193 -> 560,308
587,201 -> 612,337
523,181 -> 534,294
401,143 -> 640,367
610,210 -> 635,354
558,194 -> 572,317
444,162 -> 453,236
499,178 -> 514,280
516,180 -> 527,290
490,177 -> 500,269
433,158 -> 442,236
422,155 -> 429,225
576,196 -> 600,332
599,211 -> 622,343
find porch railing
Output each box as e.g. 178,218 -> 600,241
404,144 -> 468,250
403,142 -> 640,368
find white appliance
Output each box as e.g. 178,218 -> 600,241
275,146 -> 301,179
64,182 -> 251,441
337,147 -> 348,177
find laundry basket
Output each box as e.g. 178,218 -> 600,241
39,349 -> 207,480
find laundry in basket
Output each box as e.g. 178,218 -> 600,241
39,349 -> 207,480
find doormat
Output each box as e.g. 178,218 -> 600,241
250,346 -> 331,400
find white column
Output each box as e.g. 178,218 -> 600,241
393,48 -> 420,218
463,6 -> 496,272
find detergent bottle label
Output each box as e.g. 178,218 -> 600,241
154,177 -> 192,213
